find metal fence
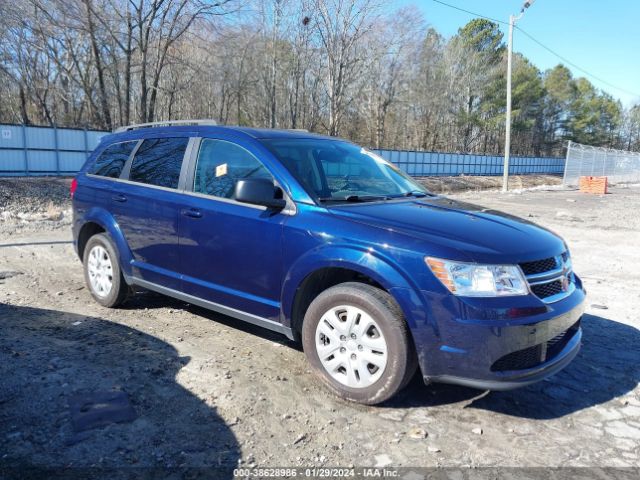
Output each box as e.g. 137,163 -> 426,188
374,149 -> 564,177
563,141 -> 640,186
0,124 -> 107,176
0,123 -> 566,177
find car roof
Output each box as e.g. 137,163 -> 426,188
223,126 -> 334,140
101,125 -> 337,144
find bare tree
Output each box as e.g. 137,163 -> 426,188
0,0 -> 633,155
312,0 -> 378,136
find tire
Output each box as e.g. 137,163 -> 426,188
83,233 -> 129,308
302,282 -> 417,405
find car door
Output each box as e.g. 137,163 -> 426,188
177,136 -> 287,322
110,135 -> 193,290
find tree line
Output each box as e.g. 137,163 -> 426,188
1,0 -> 639,157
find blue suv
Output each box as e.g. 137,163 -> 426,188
72,121 -> 585,405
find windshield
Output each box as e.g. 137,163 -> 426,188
260,138 -> 429,202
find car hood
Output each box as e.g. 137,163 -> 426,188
328,196 -> 566,263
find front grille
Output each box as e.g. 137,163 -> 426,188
490,320 -> 581,372
520,256 -> 558,275
531,280 -> 563,299
491,344 -> 543,371
546,319 -> 581,359
520,252 -> 573,303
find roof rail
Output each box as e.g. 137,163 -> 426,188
114,119 -> 217,133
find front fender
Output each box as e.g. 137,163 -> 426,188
281,244 -> 431,331
79,207 -> 134,279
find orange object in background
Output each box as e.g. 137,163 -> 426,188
579,176 -> 608,194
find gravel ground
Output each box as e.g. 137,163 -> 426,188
417,174 -> 562,194
0,178 -> 72,236
0,178 -> 639,476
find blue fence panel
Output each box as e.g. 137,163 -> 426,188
0,124 -> 564,177
0,125 -> 25,149
25,127 -> 55,150
373,149 -> 564,177
57,129 -> 86,151
59,152 -> 90,173
0,150 -> 24,173
0,124 -> 107,176
27,150 -> 57,173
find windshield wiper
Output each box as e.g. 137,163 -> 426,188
401,190 -> 430,198
318,195 -> 390,203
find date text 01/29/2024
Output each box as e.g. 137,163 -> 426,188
232,467 -> 400,477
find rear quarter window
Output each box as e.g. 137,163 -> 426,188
88,141 -> 137,178
128,137 -> 189,189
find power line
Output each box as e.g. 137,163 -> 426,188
431,0 -> 640,99
431,0 -> 507,25
514,26 -> 640,98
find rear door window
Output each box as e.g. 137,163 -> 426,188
193,139 -> 273,199
128,137 -> 189,189
88,141 -> 137,178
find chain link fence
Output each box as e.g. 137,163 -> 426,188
563,141 -> 640,186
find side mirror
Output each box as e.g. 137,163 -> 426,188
234,178 -> 287,210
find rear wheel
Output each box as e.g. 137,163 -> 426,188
83,233 -> 129,308
302,282 -> 417,405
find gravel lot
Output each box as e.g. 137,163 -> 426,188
0,179 -> 639,475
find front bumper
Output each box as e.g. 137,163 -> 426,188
395,276 -> 586,391
428,324 -> 581,390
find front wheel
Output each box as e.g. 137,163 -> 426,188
302,282 -> 417,405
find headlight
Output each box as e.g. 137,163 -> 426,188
425,257 -> 528,297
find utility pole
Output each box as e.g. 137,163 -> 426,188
503,0 -> 536,192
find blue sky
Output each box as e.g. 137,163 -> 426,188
394,0 -> 640,107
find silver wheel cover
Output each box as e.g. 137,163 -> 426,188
315,305 -> 388,388
87,245 -> 114,298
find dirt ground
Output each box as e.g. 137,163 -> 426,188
417,174 -> 562,194
0,178 -> 639,475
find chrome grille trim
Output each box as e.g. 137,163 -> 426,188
525,267 -> 564,282
528,273 -> 567,286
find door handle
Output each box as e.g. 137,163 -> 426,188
112,194 -> 127,203
181,208 -> 202,219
